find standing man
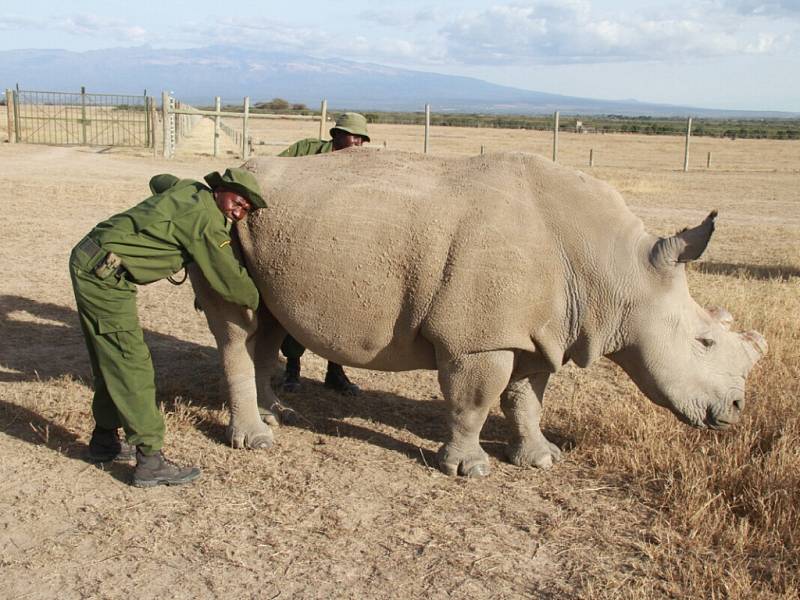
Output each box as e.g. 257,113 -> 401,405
277,112 -> 370,395
70,168 -> 266,488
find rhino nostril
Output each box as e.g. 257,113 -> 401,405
732,398 -> 743,412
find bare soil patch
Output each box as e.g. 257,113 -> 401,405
1,116 -> 798,598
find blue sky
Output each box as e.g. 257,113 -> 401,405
2,0 -> 798,111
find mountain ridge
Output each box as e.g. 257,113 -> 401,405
2,45 -> 796,118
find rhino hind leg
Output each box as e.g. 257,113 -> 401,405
436,350 -> 515,477
188,264 -> 274,450
500,373 -> 562,469
253,308 -> 298,426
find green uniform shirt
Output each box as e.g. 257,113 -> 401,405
278,138 -> 332,157
90,179 -> 259,310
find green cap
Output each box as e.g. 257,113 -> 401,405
330,112 -> 370,142
204,167 -> 266,209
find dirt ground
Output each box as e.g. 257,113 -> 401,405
1,112 -> 798,599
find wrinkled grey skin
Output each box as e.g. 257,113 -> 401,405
191,150 -> 767,477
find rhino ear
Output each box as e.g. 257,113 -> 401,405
650,210 -> 717,270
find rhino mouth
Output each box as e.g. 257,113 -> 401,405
704,408 -> 734,430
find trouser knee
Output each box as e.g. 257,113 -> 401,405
281,335 -> 306,360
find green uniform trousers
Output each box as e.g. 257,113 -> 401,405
281,334 -> 306,360
69,237 -> 164,454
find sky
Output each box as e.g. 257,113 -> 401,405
1,0 -> 799,111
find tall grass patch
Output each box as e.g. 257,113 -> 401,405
547,272 -> 799,597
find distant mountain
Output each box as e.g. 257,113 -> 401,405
2,45 -> 796,118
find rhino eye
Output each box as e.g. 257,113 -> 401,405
697,337 -> 715,348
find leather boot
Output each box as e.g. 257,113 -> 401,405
282,357 -> 301,392
132,448 -> 201,488
324,362 -> 360,396
88,426 -> 136,463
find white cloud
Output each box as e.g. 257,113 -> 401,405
0,17 -> 39,31
181,16 -> 443,64
721,1 -> 800,16
0,14 -> 148,42
439,1 -> 795,65
58,15 -> 147,42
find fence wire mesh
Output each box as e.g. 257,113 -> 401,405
12,88 -> 151,147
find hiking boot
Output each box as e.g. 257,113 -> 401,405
282,357 -> 301,392
132,449 -> 201,488
88,426 -> 136,463
324,362 -> 360,396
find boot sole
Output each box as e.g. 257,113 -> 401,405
132,469 -> 201,488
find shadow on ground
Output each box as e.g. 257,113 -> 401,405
0,293 -> 573,471
694,261 -> 800,281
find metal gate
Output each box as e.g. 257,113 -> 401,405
12,86 -> 153,147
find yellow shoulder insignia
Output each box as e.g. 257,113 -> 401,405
219,240 -> 231,248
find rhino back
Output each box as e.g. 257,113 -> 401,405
238,150 -> 643,370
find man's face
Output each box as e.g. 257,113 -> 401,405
332,130 -> 366,151
214,190 -> 253,222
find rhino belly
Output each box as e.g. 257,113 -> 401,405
244,205 -> 445,371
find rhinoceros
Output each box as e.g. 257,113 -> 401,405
189,149 -> 767,477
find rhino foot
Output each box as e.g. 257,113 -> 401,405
436,444 -> 490,477
507,437 -> 562,469
227,419 -> 274,450
258,405 -> 280,427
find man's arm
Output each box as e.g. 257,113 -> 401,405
278,138 -> 330,157
179,211 -> 260,310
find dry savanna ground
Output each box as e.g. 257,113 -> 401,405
1,108 -> 798,599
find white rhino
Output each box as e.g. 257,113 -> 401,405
190,149 -> 767,477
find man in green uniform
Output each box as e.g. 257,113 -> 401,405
70,168 -> 265,488
277,112 -> 370,396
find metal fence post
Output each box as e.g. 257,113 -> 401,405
319,99 -> 327,140
161,91 -> 170,158
552,110 -> 559,162
242,96 -> 250,159
5,89 -> 14,143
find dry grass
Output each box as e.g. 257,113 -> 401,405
1,111 -> 798,598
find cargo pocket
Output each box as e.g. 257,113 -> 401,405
96,316 -> 148,360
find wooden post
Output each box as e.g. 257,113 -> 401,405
161,91 -> 170,158
424,103 -> 431,154
149,97 -> 157,156
319,99 -> 328,140
589,148 -> 594,167
5,89 -> 14,143
242,96 -> 250,159
707,151 -> 711,169
552,110 -> 559,162
683,117 -> 692,172
480,145 -> 484,155
213,96 -> 221,158
12,89 -> 21,143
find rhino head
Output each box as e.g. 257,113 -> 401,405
609,211 -> 767,429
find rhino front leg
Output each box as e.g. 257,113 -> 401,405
501,373 -> 562,469
436,350 -> 515,477
188,264 -> 273,450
